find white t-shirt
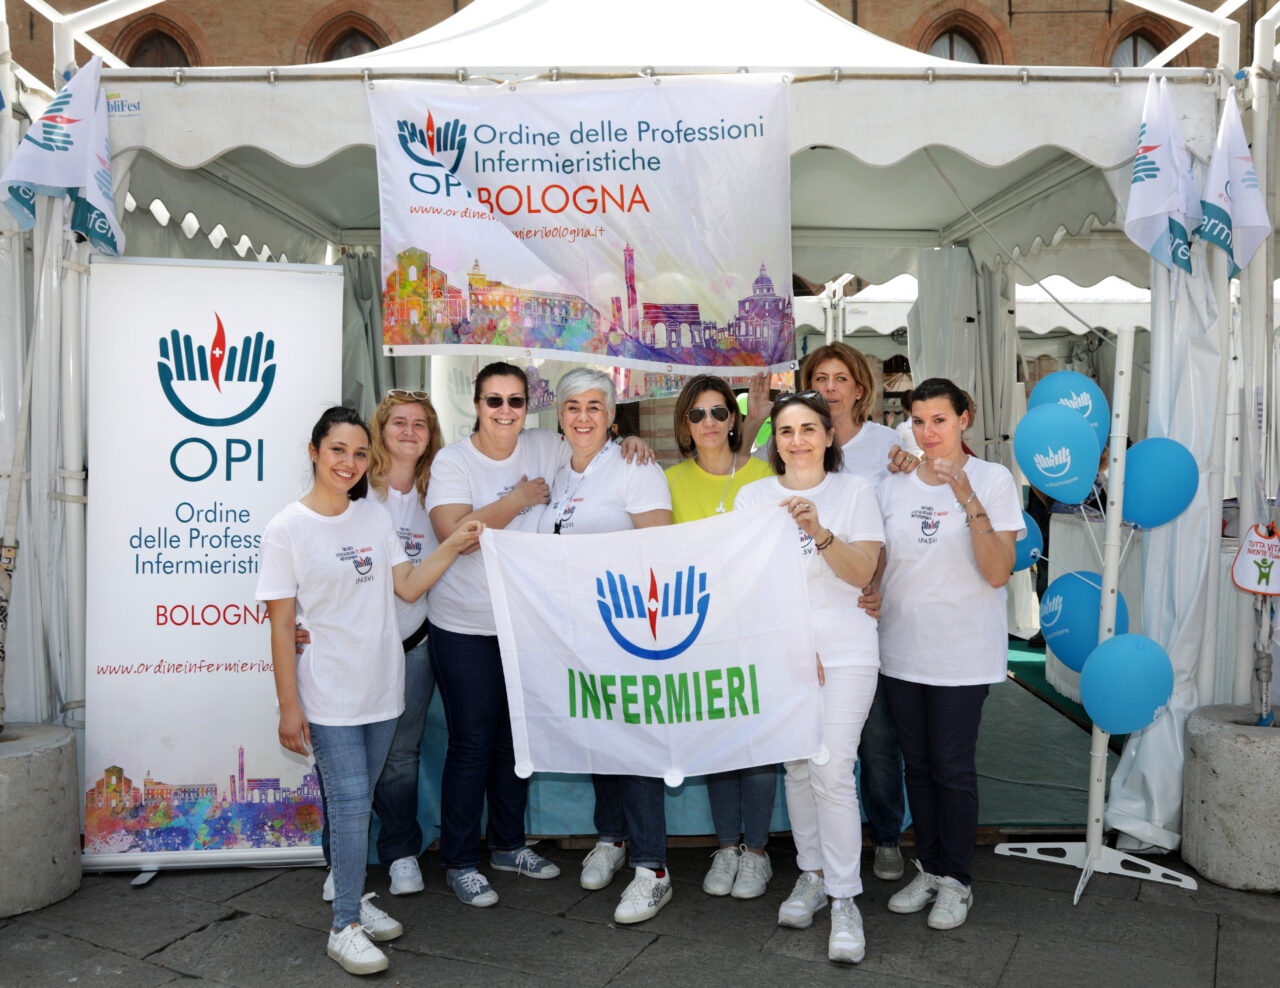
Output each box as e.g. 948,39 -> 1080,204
375,484 -> 438,641
877,456 -> 1025,685
735,472 -> 884,669
536,441 -> 671,535
256,497 -> 408,726
425,429 -> 568,635
838,420 -> 900,489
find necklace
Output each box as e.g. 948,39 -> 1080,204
704,455 -> 737,514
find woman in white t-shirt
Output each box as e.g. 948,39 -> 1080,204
533,368 -> 675,925
257,406 -> 480,977
801,342 -> 911,884
876,378 -> 1022,933
427,362 -> 653,909
735,391 -> 883,965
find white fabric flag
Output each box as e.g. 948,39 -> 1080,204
1166,79 -> 1203,239
1,56 -> 123,255
1200,94 -> 1270,276
483,506 -> 824,785
1124,76 -> 1191,274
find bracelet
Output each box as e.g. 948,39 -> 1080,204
971,527 -> 995,535
966,511 -> 988,525
963,491 -> 977,506
814,529 -> 836,551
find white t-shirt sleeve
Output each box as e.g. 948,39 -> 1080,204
376,500 -> 411,569
626,460 -> 673,515
256,516 -> 298,600
981,463 -> 1025,536
844,476 -> 885,544
424,443 -> 473,512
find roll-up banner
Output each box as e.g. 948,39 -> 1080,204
369,76 -> 794,375
83,257 -> 341,870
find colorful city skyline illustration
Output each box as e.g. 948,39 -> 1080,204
383,243 -> 794,368
84,746 -> 322,854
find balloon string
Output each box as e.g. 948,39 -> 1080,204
1077,504 -> 1103,567
1118,526 -> 1138,570
1035,554 -> 1102,591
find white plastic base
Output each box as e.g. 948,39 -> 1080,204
995,841 -> 1197,904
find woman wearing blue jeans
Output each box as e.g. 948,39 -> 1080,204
259,406 -> 480,976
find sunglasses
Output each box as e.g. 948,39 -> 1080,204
480,394 -> 527,409
388,389 -> 430,400
686,405 -> 731,424
774,390 -> 823,407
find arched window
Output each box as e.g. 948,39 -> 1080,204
928,30 -> 982,63
1110,32 -> 1160,68
326,28 -> 379,61
117,15 -> 201,67
307,14 -> 390,63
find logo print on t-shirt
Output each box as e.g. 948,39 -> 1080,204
353,553 -> 373,575
911,506 -> 941,544
401,528 -> 424,557
921,517 -> 940,537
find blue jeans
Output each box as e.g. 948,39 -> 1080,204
857,681 -> 906,847
706,765 -> 777,850
881,676 -> 989,886
593,775 -> 667,870
373,636 -> 435,865
310,718 -> 397,929
428,623 -> 527,870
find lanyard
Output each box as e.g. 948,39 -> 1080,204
553,441 -> 613,534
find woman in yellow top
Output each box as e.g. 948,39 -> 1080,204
664,374 -> 774,899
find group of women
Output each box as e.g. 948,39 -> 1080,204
257,342 -> 1024,975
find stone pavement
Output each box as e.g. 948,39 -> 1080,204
3,839 -> 1277,986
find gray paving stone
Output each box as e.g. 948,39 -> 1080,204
1217,914 -> 1280,986
0,923 -> 181,986
223,866 -> 335,933
765,910 -> 1018,988
999,930 -> 1214,988
19,873 -> 235,959
140,864 -> 290,903
1139,867 -> 1280,925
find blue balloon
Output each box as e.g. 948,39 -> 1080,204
1014,510 -> 1043,572
1029,371 -> 1110,449
1014,404 -> 1100,504
1121,437 -> 1198,529
1040,570 -> 1130,672
1080,634 -> 1174,735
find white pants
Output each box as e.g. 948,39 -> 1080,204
784,664 -> 878,899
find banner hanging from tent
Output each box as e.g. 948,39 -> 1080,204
482,507 -> 824,784
369,76 -> 794,375
83,257 -> 341,869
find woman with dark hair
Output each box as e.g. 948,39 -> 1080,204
427,362 -> 653,908
664,374 -> 777,899
799,341 -> 910,882
735,391 -> 884,965
877,378 -> 1022,932
533,368 -> 675,923
257,405 -> 480,975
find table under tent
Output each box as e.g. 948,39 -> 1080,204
4,0 -> 1253,854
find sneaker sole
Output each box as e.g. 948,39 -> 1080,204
829,943 -> 866,964
327,946 -> 389,975
873,866 -> 905,881
888,894 -> 935,915
777,899 -> 827,929
491,862 -> 562,880
702,880 -> 734,896
614,886 -> 672,924
389,880 -> 424,895
365,922 -> 404,942
927,896 -> 973,930
580,871 -> 620,891
730,882 -> 768,899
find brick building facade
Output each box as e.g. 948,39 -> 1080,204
8,0 -> 1263,86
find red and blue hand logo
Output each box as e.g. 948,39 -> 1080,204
596,565 -> 710,661
157,314 -> 277,427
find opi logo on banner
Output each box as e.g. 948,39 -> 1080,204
1033,446 -> 1072,478
23,91 -> 79,153
1130,123 -> 1162,185
596,566 -> 710,660
398,111 -> 469,198
156,314 -> 276,483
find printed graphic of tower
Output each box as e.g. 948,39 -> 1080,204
238,746 -> 245,802
624,244 -> 638,337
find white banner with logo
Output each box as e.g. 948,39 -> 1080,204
369,76 -> 794,375
83,257 -> 341,869
483,507 -> 823,784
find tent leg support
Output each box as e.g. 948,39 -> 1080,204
994,841 -> 1197,904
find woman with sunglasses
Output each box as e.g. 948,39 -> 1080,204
258,406 -> 481,975
877,379 -> 1021,931
800,342 -> 911,884
427,361 -> 653,908
533,368 -> 675,923
735,391 -> 884,965
664,374 -> 777,900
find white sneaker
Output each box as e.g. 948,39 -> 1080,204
327,922 -> 388,976
358,892 -> 403,941
828,897 -> 866,964
731,850 -> 773,899
873,844 -> 905,881
322,869 -> 334,902
927,877 -> 973,930
777,871 -> 827,929
614,866 -> 673,924
888,861 -> 940,914
388,856 -> 424,895
580,841 -> 627,890
701,846 -> 741,896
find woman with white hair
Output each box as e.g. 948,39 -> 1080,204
535,368 -> 675,924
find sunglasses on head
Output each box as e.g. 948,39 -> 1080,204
480,394 -> 527,409
388,388 -> 430,400
686,405 -> 731,424
774,390 -> 823,407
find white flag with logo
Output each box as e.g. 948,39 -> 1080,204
1200,94 -> 1270,276
1,55 -> 124,255
1124,76 -> 1191,274
483,507 -> 824,784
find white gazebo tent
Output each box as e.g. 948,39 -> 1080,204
1,0 -> 1255,870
